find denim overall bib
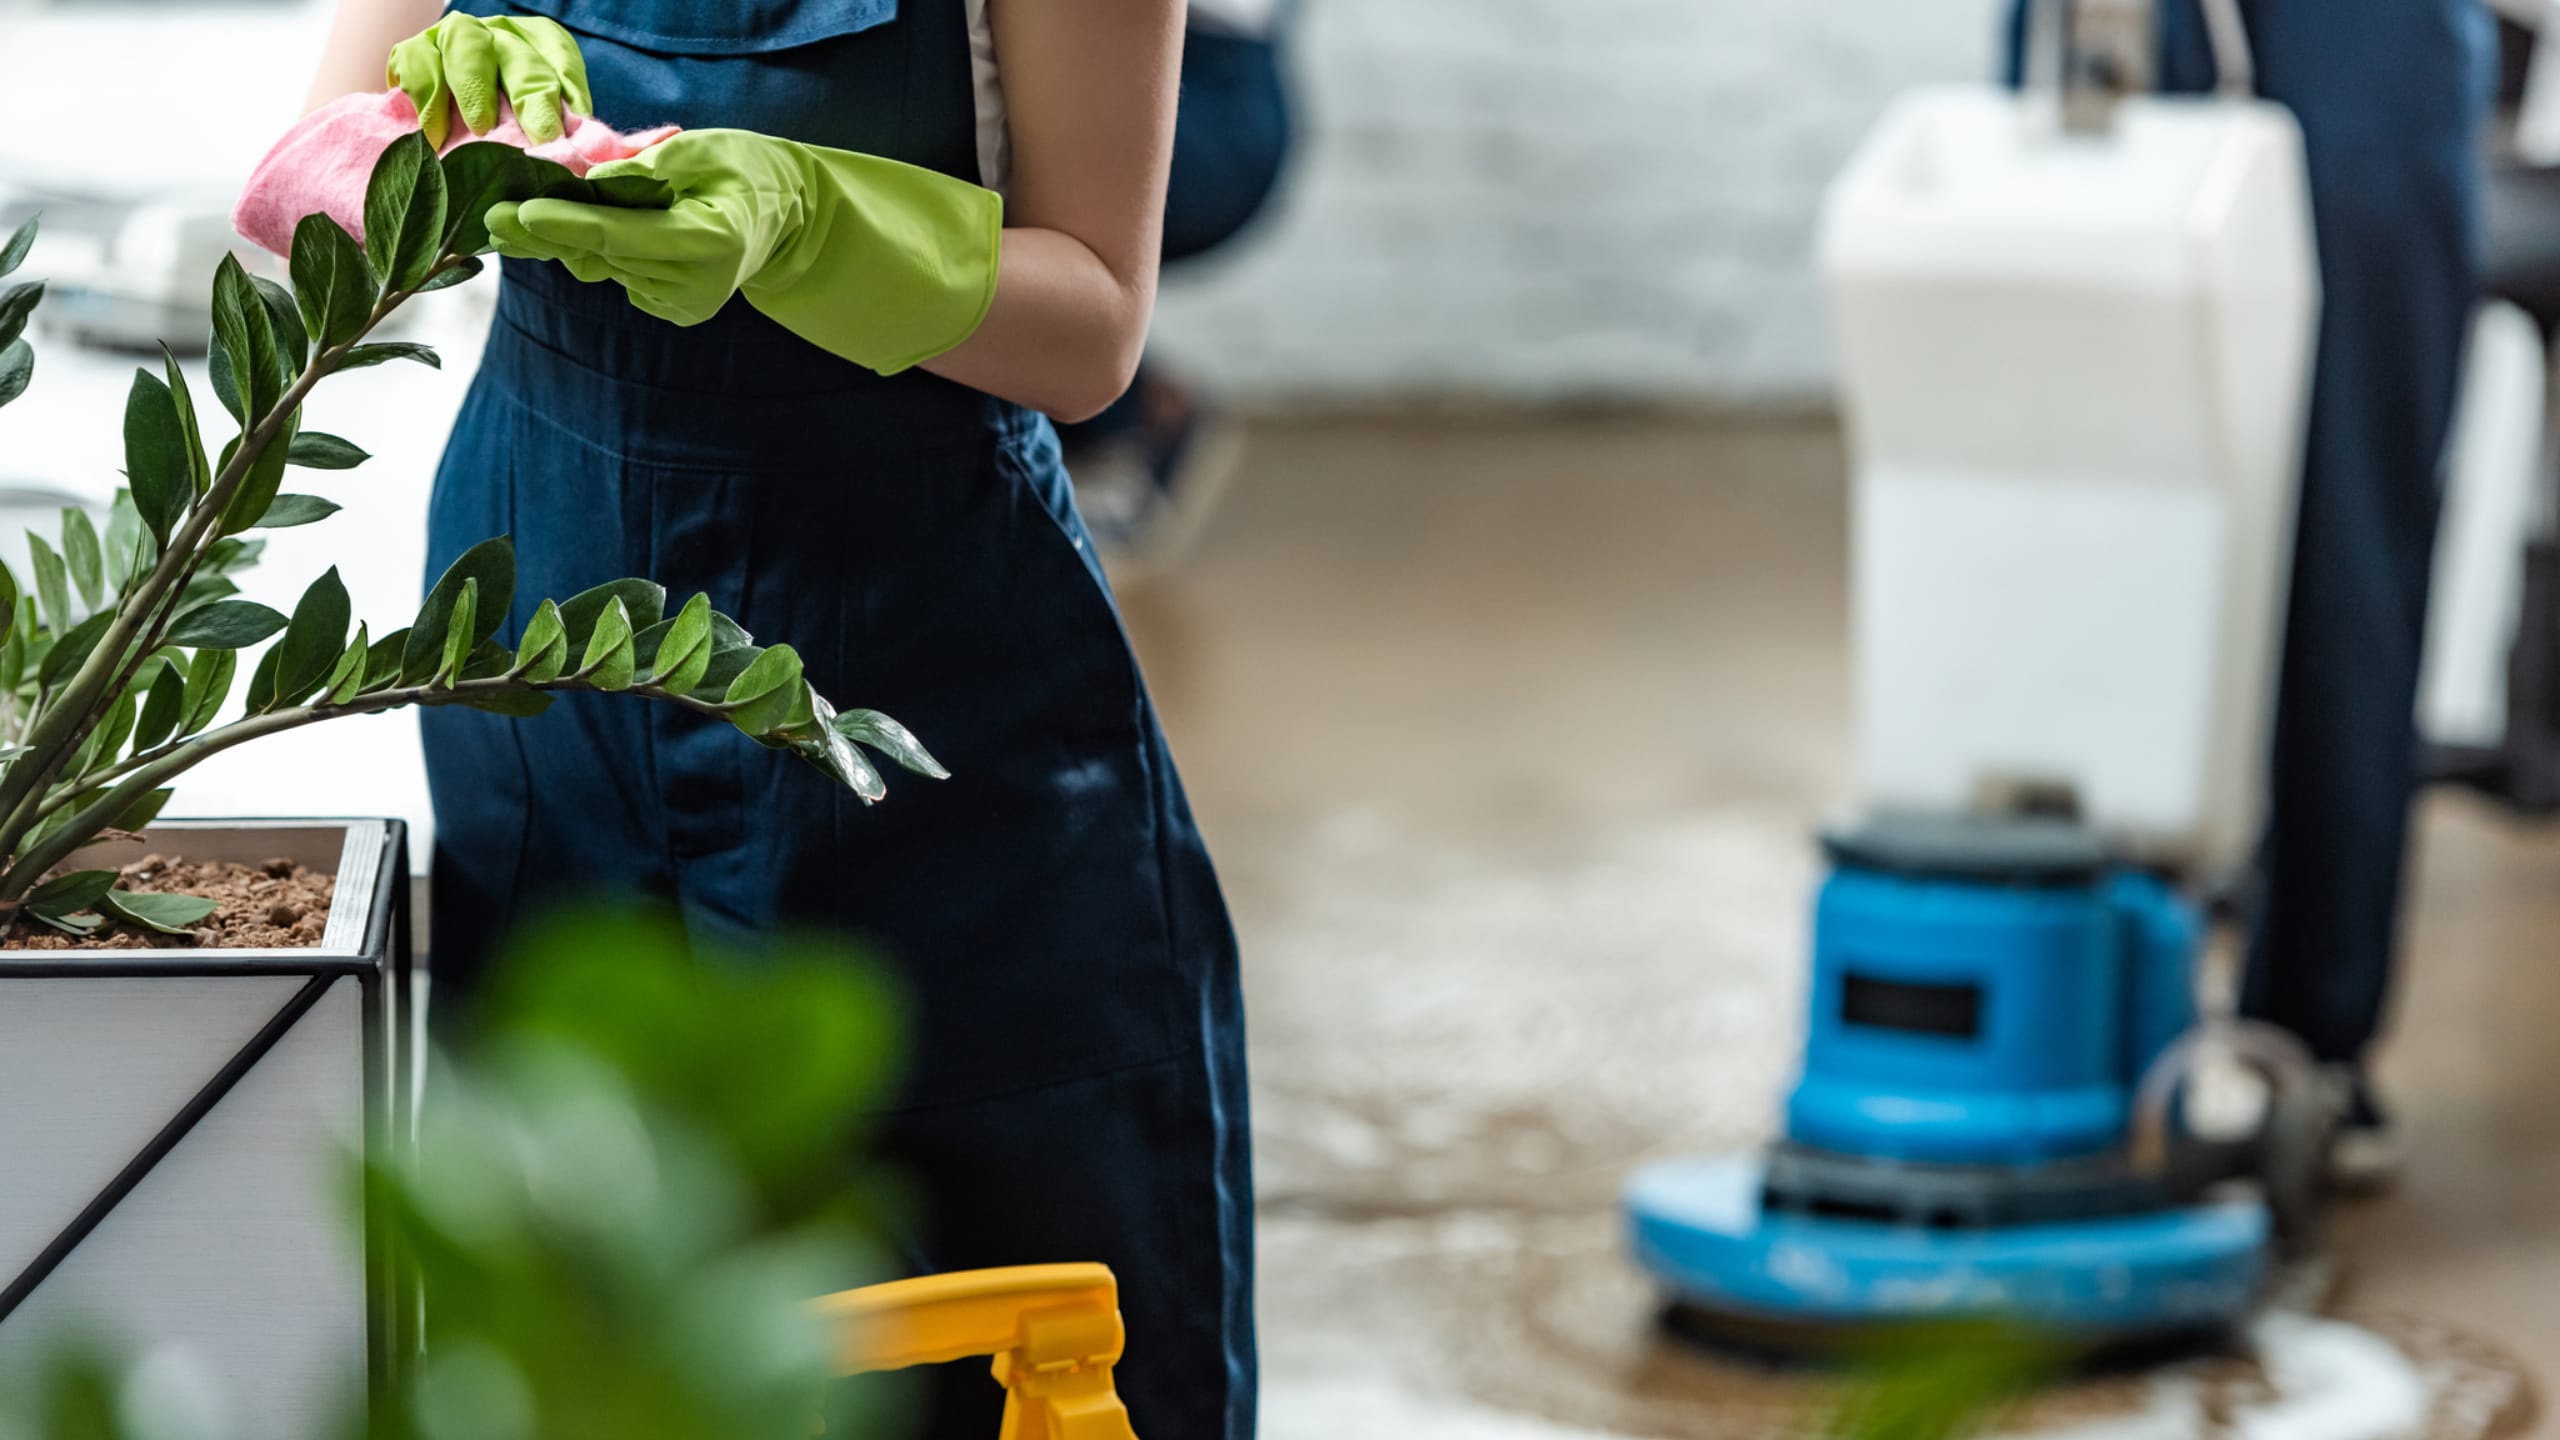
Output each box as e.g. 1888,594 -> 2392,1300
423,2 -> 1256,1434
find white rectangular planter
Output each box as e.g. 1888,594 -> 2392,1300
0,819 -> 412,1435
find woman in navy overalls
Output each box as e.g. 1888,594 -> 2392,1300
302,2 -> 1254,1435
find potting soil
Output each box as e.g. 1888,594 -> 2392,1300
0,855 -> 334,949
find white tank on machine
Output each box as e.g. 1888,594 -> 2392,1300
1817,69 -> 2321,875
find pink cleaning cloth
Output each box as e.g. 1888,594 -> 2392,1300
233,90 -> 678,257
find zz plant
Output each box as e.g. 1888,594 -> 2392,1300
0,133 -> 942,940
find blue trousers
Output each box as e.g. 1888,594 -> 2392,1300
2013,0 -> 2488,1063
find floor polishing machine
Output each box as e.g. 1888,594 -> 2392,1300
1626,0 -> 2345,1350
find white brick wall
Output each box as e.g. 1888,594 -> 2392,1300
1150,0 -> 2006,407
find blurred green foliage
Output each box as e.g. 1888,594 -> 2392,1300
1816,1323 -> 2059,1440
0,904 -> 915,1440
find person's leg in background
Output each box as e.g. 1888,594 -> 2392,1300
1063,2 -> 1295,578
2007,0 -> 2491,1179
2167,0 -> 2489,1181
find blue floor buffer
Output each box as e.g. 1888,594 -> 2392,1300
1627,0 -> 2342,1350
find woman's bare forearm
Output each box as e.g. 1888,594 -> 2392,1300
921,227 -> 1155,423
921,0 -> 1183,423
306,0 -> 444,111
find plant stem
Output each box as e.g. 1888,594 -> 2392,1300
0,273 -> 439,864
0,672 -> 724,900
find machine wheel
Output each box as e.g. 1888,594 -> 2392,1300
2259,1066 -> 2344,1256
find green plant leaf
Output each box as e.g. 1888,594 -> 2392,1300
58,507 -> 101,611
0,339 -> 30,409
203,536 -> 265,574
286,432 -> 369,470
641,592 -> 713,692
179,646 -> 236,736
365,130 -> 449,293
36,610 -> 113,687
134,663 -> 185,752
249,274 -> 310,372
461,639 -> 516,681
129,646 -> 179,690
440,142 -> 537,257
244,643 -> 280,713
206,330 -> 242,424
101,889 -> 220,936
24,869 -> 115,918
405,536 -> 515,684
363,627 -> 409,691
336,341 -> 441,372
175,575 -> 239,614
558,579 -> 665,651
77,689 -> 138,773
19,791 -> 92,853
111,787 -> 173,833
26,532 -> 68,633
103,493 -> 142,591
210,254 -> 284,424
256,494 -> 342,529
324,622 -> 371,704
721,644 -> 804,735
416,256 -> 484,293
278,566 -> 351,699
0,281 -> 43,355
439,577 -> 479,687
1,596 -> 33,693
834,708 -> 949,779
691,642 -> 763,699
0,561 -> 17,651
512,599 -> 568,683
576,595 -> 636,691
289,212 -> 377,351
160,346 -> 210,496
650,630 -> 715,697
0,217 -> 34,278
26,908 -> 103,937
217,408 -> 298,536
166,599 -> 287,649
792,691 -> 885,802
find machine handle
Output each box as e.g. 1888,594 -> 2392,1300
815,1263 -> 1140,1440
2033,0 -> 2257,135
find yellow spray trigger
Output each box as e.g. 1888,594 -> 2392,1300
817,1263 -> 1140,1440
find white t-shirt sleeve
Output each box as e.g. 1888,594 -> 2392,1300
1187,0 -> 1280,35
966,0 -> 1011,194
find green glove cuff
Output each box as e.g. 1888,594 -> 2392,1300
740,148 -> 1004,377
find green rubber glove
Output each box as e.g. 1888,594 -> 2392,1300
389,13 -> 593,148
485,128 -> 1003,375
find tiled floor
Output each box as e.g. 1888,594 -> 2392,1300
1123,415 -> 2559,1438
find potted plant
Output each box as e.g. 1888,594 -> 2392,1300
0,134 -> 941,1431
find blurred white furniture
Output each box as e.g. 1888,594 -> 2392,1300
2421,1 -> 2560,808
1820,84 -> 2320,874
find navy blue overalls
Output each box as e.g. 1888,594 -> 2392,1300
420,1 -> 1257,1434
